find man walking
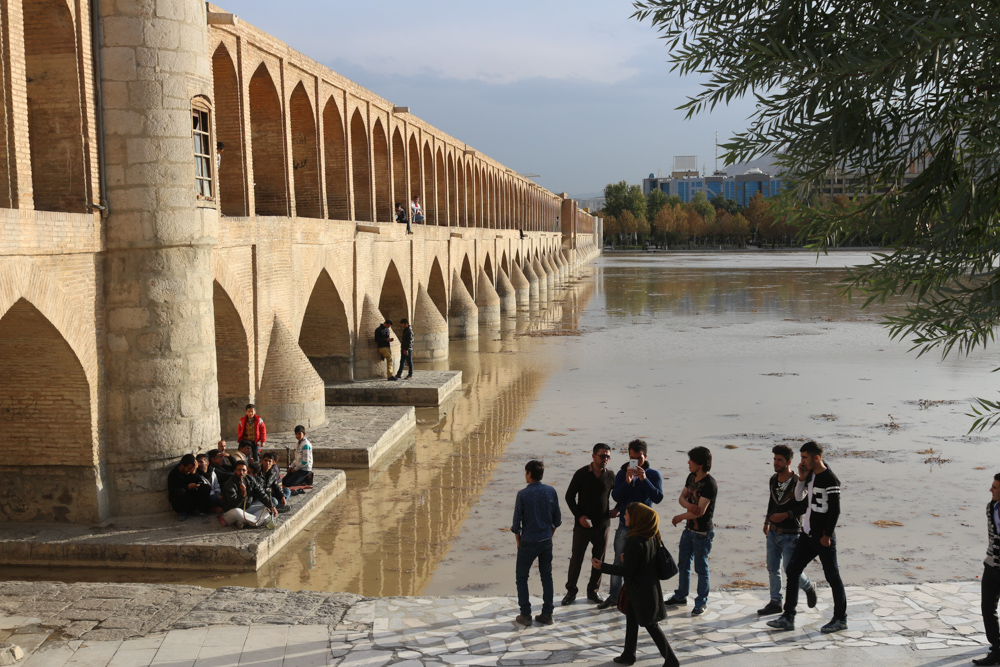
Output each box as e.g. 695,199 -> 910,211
974,474 -> 1000,666
600,439 -> 663,610
665,446 -> 717,615
511,460 -> 561,626
395,318 -> 414,379
767,440 -> 847,633
374,319 -> 396,381
758,444 -> 817,616
563,443 -> 616,606
236,404 -> 266,461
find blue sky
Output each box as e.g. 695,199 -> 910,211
226,1 -> 760,197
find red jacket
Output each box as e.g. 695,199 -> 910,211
237,415 -> 267,444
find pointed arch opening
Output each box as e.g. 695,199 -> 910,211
379,261 -> 409,323
24,0 -> 87,213
457,160 -> 467,227
0,299 -> 95,521
428,257 -> 448,319
290,83 -> 321,218
447,154 -> 457,226
460,255 -> 475,297
392,128 -> 406,215
249,63 -> 288,216
408,134 -> 421,213
214,282 -> 251,439
350,109 -> 372,222
484,254 -> 494,284
472,164 -> 481,227
212,45 -> 247,216
422,141 -> 435,225
323,98 -> 349,220
501,251 -> 509,277
299,270 -> 352,382
436,147 -> 447,226
372,119 -> 391,221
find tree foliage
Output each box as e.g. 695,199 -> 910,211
632,0 -> 1000,430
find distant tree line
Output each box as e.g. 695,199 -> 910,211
599,180 -> 883,249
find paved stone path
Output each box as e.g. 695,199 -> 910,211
0,580 -> 990,666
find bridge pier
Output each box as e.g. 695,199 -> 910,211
495,269 -> 517,314
449,274 -> 479,339
510,264 -> 531,310
532,258 -> 550,301
413,285 -> 449,362
476,268 -> 501,331
523,262 -> 540,304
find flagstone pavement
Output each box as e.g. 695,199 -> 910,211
0,580 -> 991,666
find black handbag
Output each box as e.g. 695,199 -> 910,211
656,541 -> 678,580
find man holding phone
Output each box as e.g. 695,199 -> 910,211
599,439 -> 663,609
563,443 -> 616,606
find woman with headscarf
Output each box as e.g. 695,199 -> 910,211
592,502 -> 679,667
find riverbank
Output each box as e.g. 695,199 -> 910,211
1,579 -> 987,666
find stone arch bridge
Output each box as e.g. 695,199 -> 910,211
0,0 -> 601,525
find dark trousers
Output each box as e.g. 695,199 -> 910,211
169,485 -> 210,514
623,607 -> 675,664
515,540 -> 553,616
396,351 -> 413,377
784,533 -> 847,620
983,564 -> 1000,650
565,524 -> 609,596
283,469 -> 313,488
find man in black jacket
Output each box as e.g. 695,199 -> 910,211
374,319 -> 396,381
260,452 -> 290,513
395,318 -> 415,379
562,443 -> 616,606
767,440 -> 847,633
974,474 -> 1000,666
221,460 -> 277,528
758,444 -> 816,616
167,453 -> 209,520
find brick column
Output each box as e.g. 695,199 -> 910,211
99,0 -> 220,514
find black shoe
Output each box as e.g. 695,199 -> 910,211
587,591 -> 603,604
975,651 -> 1000,666
806,585 -> 817,608
597,597 -> 616,610
534,613 -> 553,625
388,376 -> 398,381
561,594 -> 576,606
663,595 -> 687,606
515,614 -> 532,626
406,374 -> 412,379
612,656 -> 636,666
757,601 -> 783,616
394,374 -> 402,379
691,604 -> 706,616
276,505 -> 290,514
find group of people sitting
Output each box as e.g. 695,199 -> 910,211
166,404 -> 315,528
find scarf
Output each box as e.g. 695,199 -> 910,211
627,502 -> 661,543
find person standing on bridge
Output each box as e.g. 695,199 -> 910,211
512,460 -> 561,627
974,474 -> 1000,666
375,319 -> 396,381
237,404 -> 266,462
395,318 -> 414,379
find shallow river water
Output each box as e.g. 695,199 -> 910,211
9,251 -> 1000,596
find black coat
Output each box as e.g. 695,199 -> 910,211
600,535 -> 666,626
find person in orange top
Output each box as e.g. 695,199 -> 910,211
237,403 -> 266,462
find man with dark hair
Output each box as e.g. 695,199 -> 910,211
602,439 -> 663,609
974,474 -> 1000,665
375,319 -> 396,381
562,443 -> 616,606
395,202 -> 413,234
665,446 -> 717,615
758,444 -> 816,616
208,448 -> 234,487
768,440 -> 847,633
167,453 -> 209,520
283,425 -> 314,492
195,453 -> 223,512
237,404 -> 266,461
395,318 -> 414,380
260,453 -> 290,513
220,460 -> 277,529
511,460 -> 562,626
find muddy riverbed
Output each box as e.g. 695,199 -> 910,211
6,251 -> 998,597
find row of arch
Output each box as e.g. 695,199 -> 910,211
211,42 -> 561,230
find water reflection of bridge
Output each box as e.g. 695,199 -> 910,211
246,277 -> 596,595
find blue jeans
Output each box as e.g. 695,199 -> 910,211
607,523 -> 630,601
396,351 -> 413,377
672,528 -> 714,607
515,540 -> 554,616
767,530 -> 812,604
784,533 -> 847,620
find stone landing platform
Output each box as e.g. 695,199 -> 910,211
0,471 -> 346,573
325,370 -> 461,407
270,405 -> 416,469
